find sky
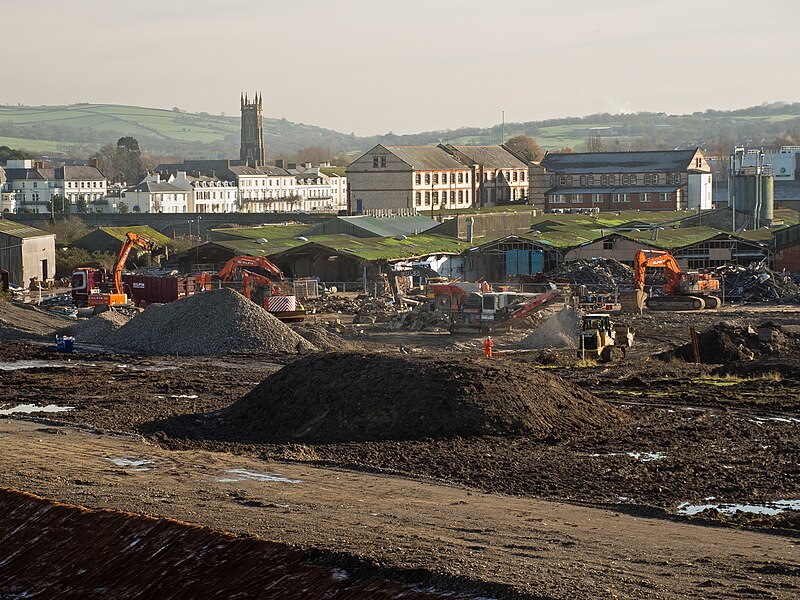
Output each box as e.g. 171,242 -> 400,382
3,0 -> 800,136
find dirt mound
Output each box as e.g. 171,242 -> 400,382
64,310 -> 130,345
664,322 -> 800,364
291,323 -> 356,352
0,301 -> 74,341
106,288 -> 316,355
522,307 -> 580,349
219,353 -> 628,443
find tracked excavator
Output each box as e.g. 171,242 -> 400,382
634,249 -> 721,311
217,255 -> 305,321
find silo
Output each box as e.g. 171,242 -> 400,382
760,174 -> 774,222
731,163 -> 774,227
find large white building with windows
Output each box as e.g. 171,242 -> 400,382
346,144 -> 528,215
1,160 -> 108,213
122,174 -> 190,213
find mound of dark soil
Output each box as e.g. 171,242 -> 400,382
219,353 -> 629,443
664,321 -> 800,364
291,323 -> 356,352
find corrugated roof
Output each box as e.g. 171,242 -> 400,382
95,226 -> 172,245
619,226 -> 725,250
541,149 -> 699,174
383,146 -> 466,170
0,220 -> 53,239
306,215 -> 439,238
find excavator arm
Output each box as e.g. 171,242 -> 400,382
218,255 -> 284,281
113,232 -> 166,295
633,249 -> 682,294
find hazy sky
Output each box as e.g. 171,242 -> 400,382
4,0 -> 799,136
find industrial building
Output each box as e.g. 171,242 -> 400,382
0,220 -> 56,286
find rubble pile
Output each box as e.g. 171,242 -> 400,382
664,321 -> 800,364
390,302 -> 449,331
522,307 -> 581,349
220,353 -> 630,443
64,311 -> 129,345
549,258 -> 634,289
716,263 -> 800,302
304,295 -> 362,315
303,294 -> 399,323
105,288 -> 317,355
352,297 -> 397,324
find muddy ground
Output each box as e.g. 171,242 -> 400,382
1,302 -> 799,597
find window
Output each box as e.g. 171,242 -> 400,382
458,190 -> 463,203
415,192 -> 421,205
442,173 -> 448,184
551,194 -> 566,204
613,193 -> 629,203
425,173 -> 431,185
513,171 -> 518,182
622,175 -> 629,185
660,192 -> 669,202
373,157 -> 380,168
433,173 -> 439,184
432,191 -> 438,204
652,173 -> 659,184
592,194 -> 602,203
695,157 -> 702,168
580,175 -> 587,186
559,175 -> 567,185
630,175 -> 637,185
380,156 -> 386,168
521,171 -> 525,182
603,239 -> 614,250
609,175 -> 616,185
641,193 -> 650,203
572,194 -> 582,204
458,172 -> 464,184
33,182 -> 38,188
424,191 -> 430,205
588,175 -> 594,186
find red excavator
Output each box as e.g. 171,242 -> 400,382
634,249 -> 721,311
217,255 -> 305,321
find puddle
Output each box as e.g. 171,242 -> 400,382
107,458 -> 155,471
0,404 -> 74,415
677,499 -> 800,516
749,416 -> 800,424
171,395 -> 198,399
0,361 -> 75,371
589,451 -> 665,462
217,469 -> 302,484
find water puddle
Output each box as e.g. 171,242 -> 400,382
217,469 -> 302,484
0,404 -> 74,415
0,361 -> 75,371
589,451 -> 665,462
107,457 -> 155,472
749,416 -> 800,424
677,499 -> 800,516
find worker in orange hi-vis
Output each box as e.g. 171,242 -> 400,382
483,335 -> 494,358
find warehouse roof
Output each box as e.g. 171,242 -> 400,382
383,145 -> 466,170
0,220 -> 53,239
92,226 -> 172,246
445,145 -> 528,169
303,215 -> 439,238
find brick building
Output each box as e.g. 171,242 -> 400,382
530,149 -> 712,213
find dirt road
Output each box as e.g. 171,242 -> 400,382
1,419 -> 797,599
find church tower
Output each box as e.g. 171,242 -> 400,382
240,92 -> 265,166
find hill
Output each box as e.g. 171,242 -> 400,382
1,102 -> 799,160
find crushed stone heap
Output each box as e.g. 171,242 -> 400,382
64,310 -> 130,345
522,307 -> 581,349
105,288 -> 316,355
220,352 -> 629,443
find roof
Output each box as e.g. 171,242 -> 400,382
59,166 -> 104,181
92,226 -> 172,246
271,233 -> 472,262
0,220 -> 53,239
127,180 -> 187,193
540,149 -> 699,174
446,145 -> 528,169
382,146 -> 466,171
305,215 -> 439,238
619,226 -> 728,250
320,167 -> 346,177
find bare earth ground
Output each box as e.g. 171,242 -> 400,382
1,302 -> 799,598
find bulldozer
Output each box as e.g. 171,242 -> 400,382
577,313 -> 634,362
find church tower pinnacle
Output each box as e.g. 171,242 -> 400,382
240,91 -> 265,166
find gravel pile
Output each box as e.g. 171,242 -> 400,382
522,307 -> 581,349
0,301 -> 75,341
219,353 -> 629,443
106,288 -> 317,355
64,311 -> 130,345
290,323 -> 356,352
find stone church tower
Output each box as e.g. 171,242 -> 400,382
240,92 -> 265,166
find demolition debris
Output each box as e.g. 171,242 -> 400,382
548,258 -> 634,288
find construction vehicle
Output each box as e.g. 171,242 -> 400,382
578,313 -> 634,362
386,263 -> 442,306
432,282 -> 558,333
634,249 -> 721,311
72,232 -> 168,307
217,255 -> 305,321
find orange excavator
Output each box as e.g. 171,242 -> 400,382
73,231 -> 167,307
634,249 -> 721,311
217,255 -> 305,321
